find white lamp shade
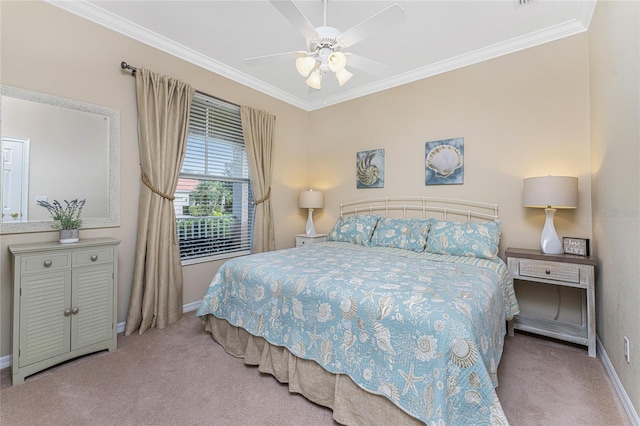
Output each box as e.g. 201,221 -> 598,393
299,190 -> 324,209
335,68 -> 353,86
523,176 -> 578,209
295,57 -> 316,77
306,71 -> 322,89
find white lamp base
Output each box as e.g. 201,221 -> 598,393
305,208 -> 317,236
540,208 -> 563,254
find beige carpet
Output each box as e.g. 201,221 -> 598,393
0,314 -> 630,425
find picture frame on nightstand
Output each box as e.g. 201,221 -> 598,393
563,237 -> 590,256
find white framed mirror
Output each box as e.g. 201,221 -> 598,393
1,85 -> 120,234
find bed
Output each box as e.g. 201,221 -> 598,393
197,197 -> 519,425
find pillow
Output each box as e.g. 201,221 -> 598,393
327,215 -> 380,246
369,218 -> 431,252
425,220 -> 501,259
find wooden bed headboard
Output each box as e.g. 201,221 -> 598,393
339,196 -> 499,222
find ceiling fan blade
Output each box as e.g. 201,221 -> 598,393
244,51 -> 308,66
345,53 -> 394,77
269,0 -> 319,41
339,3 -> 405,47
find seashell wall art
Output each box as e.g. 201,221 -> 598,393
425,138 -> 464,185
356,149 -> 384,188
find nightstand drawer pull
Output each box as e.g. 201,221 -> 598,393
545,270 -> 551,275
43,260 -> 52,268
91,254 -> 98,261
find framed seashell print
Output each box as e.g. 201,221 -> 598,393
356,149 -> 384,188
425,138 -> 464,185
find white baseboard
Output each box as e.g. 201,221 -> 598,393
0,354 -> 11,370
115,300 -> 201,333
2,301 -> 203,369
597,336 -> 640,425
182,300 -> 201,313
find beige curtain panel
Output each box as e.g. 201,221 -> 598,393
241,106 -> 276,253
125,68 -> 195,335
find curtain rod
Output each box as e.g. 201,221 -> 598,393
121,61 -> 137,75
120,61 -> 242,109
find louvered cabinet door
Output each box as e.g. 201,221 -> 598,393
10,238 -> 120,385
71,264 -> 114,350
18,271 -> 72,367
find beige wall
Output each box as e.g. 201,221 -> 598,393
307,34 -> 593,249
0,1 -> 310,357
589,0 -> 640,416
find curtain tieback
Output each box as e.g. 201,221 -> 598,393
141,172 -> 175,201
253,187 -> 271,205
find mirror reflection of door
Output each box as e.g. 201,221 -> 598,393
1,137 -> 30,222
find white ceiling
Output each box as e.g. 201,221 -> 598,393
49,0 -> 596,111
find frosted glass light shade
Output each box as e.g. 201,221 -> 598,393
296,57 -> 316,77
306,71 -> 322,89
328,51 -> 347,72
523,176 -> 578,254
335,68 -> 353,86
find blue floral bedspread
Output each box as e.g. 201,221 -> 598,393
197,242 -> 519,424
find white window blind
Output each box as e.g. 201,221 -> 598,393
175,93 -> 253,263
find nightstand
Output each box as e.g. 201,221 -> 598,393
506,247 -> 597,357
295,233 -> 327,247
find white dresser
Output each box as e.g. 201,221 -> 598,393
9,237 -> 120,385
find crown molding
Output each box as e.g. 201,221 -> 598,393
46,0 -> 595,112
45,0 -> 310,110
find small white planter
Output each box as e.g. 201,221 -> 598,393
59,229 -> 79,244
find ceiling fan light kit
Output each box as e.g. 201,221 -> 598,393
335,68 -> 353,86
328,51 -> 347,72
244,0 -> 405,91
306,71 -> 323,90
295,56 -> 316,77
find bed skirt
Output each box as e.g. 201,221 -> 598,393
204,315 -> 423,426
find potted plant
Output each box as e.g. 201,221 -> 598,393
36,199 -> 86,243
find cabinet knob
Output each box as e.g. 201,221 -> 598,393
64,308 -> 72,317
90,254 -> 98,261
545,270 -> 551,275
44,260 -> 52,268
71,307 -> 80,315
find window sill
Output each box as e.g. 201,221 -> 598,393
181,250 -> 251,266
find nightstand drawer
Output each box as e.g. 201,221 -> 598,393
295,234 -> 327,247
518,259 -> 580,283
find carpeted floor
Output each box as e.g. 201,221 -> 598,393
0,314 -> 630,425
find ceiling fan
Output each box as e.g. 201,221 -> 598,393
244,0 -> 406,90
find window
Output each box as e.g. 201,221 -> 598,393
175,92 -> 253,263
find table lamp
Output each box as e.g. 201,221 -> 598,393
523,176 -> 578,254
299,189 -> 324,236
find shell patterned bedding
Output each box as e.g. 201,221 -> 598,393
197,241 -> 519,424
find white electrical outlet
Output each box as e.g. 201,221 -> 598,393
35,195 -> 48,203
624,336 -> 630,363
